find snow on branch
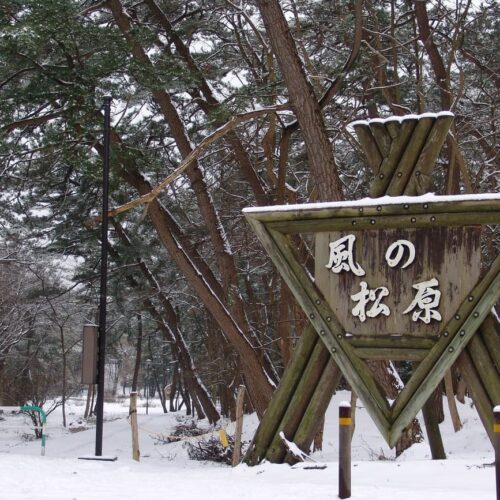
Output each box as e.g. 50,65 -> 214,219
279,431 -> 316,463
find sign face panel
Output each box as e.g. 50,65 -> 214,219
315,227 -> 481,338
244,194 -> 500,447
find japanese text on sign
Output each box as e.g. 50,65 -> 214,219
325,235 -> 441,324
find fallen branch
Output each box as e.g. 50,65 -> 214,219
89,103 -> 291,225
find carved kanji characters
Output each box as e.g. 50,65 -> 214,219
403,278 -> 442,324
325,234 -> 365,277
385,239 -> 415,269
351,281 -> 390,322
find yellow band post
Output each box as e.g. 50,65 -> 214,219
494,424 -> 500,433
339,417 -> 352,426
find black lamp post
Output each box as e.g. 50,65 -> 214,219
95,96 -> 112,457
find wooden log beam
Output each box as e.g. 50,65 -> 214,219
354,347 -> 429,361
369,121 -> 392,158
244,195 -> 500,226
266,211 -> 499,234
480,314 -> 500,374
370,118 -> 418,197
265,339 -> 331,463
384,119 -> 401,139
467,334 -> 500,404
347,336 -> 436,349
405,114 -> 454,195
244,324 -> 318,465
284,358 -> 342,465
456,349 -> 494,445
352,123 -> 382,174
386,116 -> 435,195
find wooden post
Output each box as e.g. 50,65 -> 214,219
495,406 -> 500,500
232,385 -> 246,467
339,402 -> 352,499
130,392 -> 140,462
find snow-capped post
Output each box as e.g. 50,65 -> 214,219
495,406 -> 500,500
130,392 -> 140,461
95,95 -> 112,457
339,401 -> 352,499
232,385 -> 246,466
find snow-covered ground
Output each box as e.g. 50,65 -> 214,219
0,391 -> 494,499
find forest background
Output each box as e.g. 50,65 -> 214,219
0,0 -> 497,452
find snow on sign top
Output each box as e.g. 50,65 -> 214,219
242,192 -> 500,215
349,110 -> 454,128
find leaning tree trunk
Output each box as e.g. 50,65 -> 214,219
101,0 -> 278,415
254,0 -> 418,458
92,127 -> 275,417
109,220 -> 220,423
257,0 -> 344,203
131,314 -> 143,394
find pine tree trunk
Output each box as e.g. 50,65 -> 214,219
84,384 -> 93,419
107,0 -> 275,417
131,314 -> 143,394
257,0 -> 344,203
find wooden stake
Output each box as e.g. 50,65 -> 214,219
130,392 -> 140,462
232,386 -> 246,467
339,402 -> 352,499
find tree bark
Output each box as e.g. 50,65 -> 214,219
257,0 -> 344,202
131,314 -> 143,394
110,220 -> 220,423
106,0 -> 276,416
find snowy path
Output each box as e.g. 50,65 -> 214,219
0,393 -> 495,499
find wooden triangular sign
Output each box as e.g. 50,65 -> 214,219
244,194 -> 500,447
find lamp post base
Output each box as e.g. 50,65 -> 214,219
78,455 -> 118,462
